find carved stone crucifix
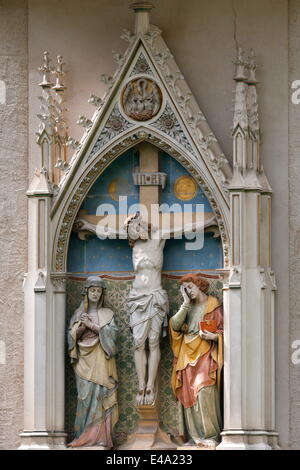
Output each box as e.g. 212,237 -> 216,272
73,142 -> 218,406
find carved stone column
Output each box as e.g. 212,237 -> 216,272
19,170 -> 67,449
217,49 -> 279,450
50,274 -> 68,438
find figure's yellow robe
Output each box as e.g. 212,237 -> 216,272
170,296 -> 223,442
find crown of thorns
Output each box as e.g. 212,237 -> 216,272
123,211 -> 141,229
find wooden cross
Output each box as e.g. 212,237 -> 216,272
74,142 -> 217,237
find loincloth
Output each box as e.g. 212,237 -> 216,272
128,288 -> 169,348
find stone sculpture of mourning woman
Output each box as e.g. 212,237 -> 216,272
170,274 -> 223,448
67,276 -> 118,449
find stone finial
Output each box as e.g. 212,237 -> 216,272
38,51 -> 53,88
234,47 -> 248,82
52,55 -> 66,92
130,2 -> 154,35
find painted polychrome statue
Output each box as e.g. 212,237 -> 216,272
73,211 -> 216,409
123,213 -> 217,407
67,276 -> 118,448
170,273 -> 223,448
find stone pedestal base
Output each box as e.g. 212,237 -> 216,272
217,431 -> 280,450
177,445 -> 215,451
117,405 -> 177,450
19,431 -> 68,450
69,446 -> 109,451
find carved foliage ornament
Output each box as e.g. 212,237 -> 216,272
151,103 -> 196,157
122,77 -> 162,121
87,104 -> 134,163
130,53 -> 154,77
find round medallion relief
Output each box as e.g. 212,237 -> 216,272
122,77 -> 162,121
174,175 -> 198,201
108,178 -> 130,201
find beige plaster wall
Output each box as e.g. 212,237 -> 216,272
289,0 -> 300,451
0,0 -> 28,450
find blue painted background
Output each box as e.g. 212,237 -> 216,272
67,149 -> 222,274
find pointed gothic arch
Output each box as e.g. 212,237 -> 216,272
51,127 -> 230,275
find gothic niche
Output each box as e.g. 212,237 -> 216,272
122,77 -> 162,121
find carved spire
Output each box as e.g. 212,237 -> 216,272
130,2 -> 154,35
246,49 -> 260,138
233,47 -> 248,131
36,52 -> 69,183
231,47 -> 264,185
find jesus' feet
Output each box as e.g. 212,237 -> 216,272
144,387 -> 155,405
136,388 -> 145,405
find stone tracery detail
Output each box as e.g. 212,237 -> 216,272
86,104 -> 134,163
130,52 -> 154,77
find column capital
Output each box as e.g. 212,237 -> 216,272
50,272 -> 67,292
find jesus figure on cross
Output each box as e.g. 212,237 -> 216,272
123,211 -> 216,406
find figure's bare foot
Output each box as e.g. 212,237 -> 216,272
194,438 -> 206,447
136,389 -> 145,405
144,387 -> 155,405
202,439 -> 217,448
195,438 -> 217,448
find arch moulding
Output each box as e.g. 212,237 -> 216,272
51,126 -> 230,275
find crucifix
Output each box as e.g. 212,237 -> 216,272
124,142 -> 169,406
73,142 -> 217,406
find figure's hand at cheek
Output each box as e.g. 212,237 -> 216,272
180,286 -> 190,305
